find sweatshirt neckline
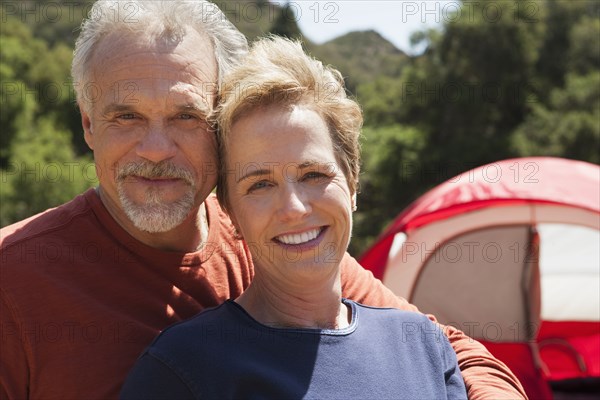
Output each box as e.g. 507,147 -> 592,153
225,298 -> 359,336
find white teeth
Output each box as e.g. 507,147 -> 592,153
276,228 -> 321,245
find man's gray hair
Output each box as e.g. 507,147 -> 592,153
71,0 -> 248,112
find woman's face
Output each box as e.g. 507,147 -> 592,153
225,104 -> 354,285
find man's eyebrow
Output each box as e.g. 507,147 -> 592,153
102,103 -> 136,115
297,160 -> 320,169
237,169 -> 272,183
101,103 -> 211,118
176,104 -> 211,118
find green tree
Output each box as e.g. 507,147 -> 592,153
269,2 -> 302,39
511,5 -> 599,164
357,77 -> 405,126
511,71 -> 600,163
0,15 -> 44,166
1,13 -> 83,165
534,0 -> 599,101
350,124 -> 428,255
0,111 -> 97,226
10,1 -> 95,46
567,15 -> 600,75
413,0 -> 545,164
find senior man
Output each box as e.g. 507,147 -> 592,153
0,1 -> 526,399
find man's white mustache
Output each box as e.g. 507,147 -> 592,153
117,161 -> 194,186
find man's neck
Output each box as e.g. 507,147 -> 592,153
95,187 -> 209,253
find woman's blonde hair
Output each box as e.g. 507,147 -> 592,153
215,36 -> 362,212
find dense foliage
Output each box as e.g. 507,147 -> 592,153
1,0 -> 598,255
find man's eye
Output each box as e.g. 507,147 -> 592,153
118,113 -> 136,120
302,172 -> 328,182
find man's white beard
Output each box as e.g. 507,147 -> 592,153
118,186 -> 195,233
116,161 -> 196,233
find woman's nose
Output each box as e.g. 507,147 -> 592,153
277,184 -> 311,221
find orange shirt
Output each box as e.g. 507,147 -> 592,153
1,189 -> 526,399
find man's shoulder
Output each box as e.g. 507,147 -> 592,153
205,193 -> 231,224
0,189 -> 94,250
204,194 -> 238,241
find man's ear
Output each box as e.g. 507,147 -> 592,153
81,106 -> 94,150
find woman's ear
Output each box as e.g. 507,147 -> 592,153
227,210 -> 243,240
232,223 -> 243,240
351,193 -> 357,212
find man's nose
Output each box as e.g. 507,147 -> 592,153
136,124 -> 177,163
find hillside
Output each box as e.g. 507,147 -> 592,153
217,1 -> 407,92
307,30 -> 408,92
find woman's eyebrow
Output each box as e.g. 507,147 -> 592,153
237,168 -> 272,183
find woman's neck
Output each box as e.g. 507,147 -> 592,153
235,273 -> 351,330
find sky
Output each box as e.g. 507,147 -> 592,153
282,1 -> 456,54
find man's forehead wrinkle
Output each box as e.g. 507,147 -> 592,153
111,91 -> 212,113
88,30 -> 218,114
102,59 -> 217,88
166,50 -> 218,83
107,75 -> 203,88
106,60 -> 204,78
105,73 -> 216,103
95,33 -> 217,76
184,59 -> 218,83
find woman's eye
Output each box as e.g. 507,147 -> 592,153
248,180 -> 271,193
178,114 -> 194,120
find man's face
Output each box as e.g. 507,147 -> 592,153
81,29 -> 219,233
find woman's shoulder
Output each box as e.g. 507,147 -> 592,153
146,302 -> 237,355
348,299 -> 434,324
348,299 -> 446,341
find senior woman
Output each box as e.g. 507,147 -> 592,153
120,36 -> 467,399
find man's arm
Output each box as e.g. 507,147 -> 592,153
1,293 -> 30,400
120,353 -> 195,400
340,253 -> 527,400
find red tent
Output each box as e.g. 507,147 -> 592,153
360,157 -> 599,398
